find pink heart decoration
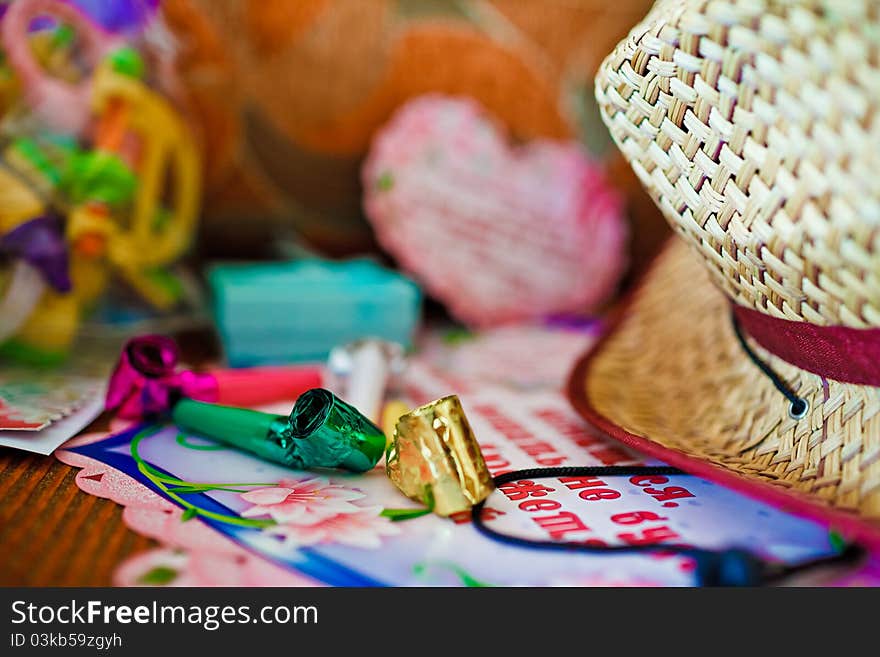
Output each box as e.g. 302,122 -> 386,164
362,95 -> 628,327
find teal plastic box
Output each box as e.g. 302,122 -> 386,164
209,259 -> 422,366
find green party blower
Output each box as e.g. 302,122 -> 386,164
171,388 -> 385,472
172,388 -> 387,473
105,336 -> 386,473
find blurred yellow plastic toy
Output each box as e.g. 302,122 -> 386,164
0,136 -> 79,360
71,53 -> 200,310
0,0 -> 201,363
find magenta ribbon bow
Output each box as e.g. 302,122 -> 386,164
105,335 -> 219,419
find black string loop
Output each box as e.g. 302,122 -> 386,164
731,313 -> 810,420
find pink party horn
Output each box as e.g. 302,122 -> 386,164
105,335 -> 323,420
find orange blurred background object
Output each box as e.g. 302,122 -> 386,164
161,0 -> 666,267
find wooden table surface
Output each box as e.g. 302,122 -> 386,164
0,330 -> 223,587
0,441 -> 156,586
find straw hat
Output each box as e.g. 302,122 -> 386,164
570,0 -> 880,545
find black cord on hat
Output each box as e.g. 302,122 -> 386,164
731,313 -> 810,420
471,466 -> 865,586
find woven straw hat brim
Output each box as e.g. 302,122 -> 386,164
568,238 -> 880,548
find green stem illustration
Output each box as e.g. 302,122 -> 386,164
130,426 -> 277,529
175,433 -> 228,451
412,561 -> 494,587
131,426 -> 421,532
380,507 -> 433,521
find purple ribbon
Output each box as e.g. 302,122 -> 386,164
1,1 -> 160,33
69,0 -> 159,33
105,334 -> 219,419
0,215 -> 71,292
542,314 -> 604,334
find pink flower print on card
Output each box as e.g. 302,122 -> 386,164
240,477 -> 365,526
266,507 -> 400,549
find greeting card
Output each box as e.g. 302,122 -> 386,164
55,325 -> 864,586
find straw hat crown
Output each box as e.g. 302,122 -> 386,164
596,0 -> 880,328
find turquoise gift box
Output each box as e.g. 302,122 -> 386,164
209,259 -> 422,366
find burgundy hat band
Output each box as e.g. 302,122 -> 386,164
732,305 -> 880,387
